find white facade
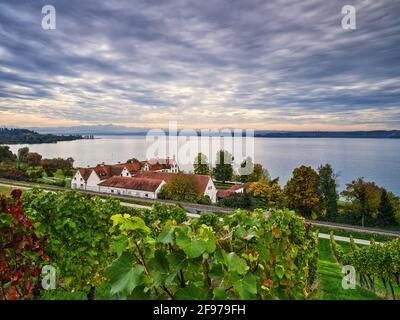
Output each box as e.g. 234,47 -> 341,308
204,178 -> 217,203
120,167 -> 133,177
86,171 -> 102,192
71,171 -> 86,190
98,181 -> 166,199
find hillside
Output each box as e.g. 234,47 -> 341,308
0,128 -> 83,144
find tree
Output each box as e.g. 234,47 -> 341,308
127,158 -> 139,164
376,189 -> 397,226
247,179 -> 284,208
17,147 -> 29,163
27,152 -> 42,167
193,153 -> 210,175
317,164 -> 339,220
284,166 -> 323,218
160,173 -> 201,202
238,157 -> 254,182
341,178 -> 382,226
213,150 -> 233,183
0,146 -> 16,163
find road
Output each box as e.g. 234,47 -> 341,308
1,178 -> 399,240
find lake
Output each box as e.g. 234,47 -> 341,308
8,136 -> 400,195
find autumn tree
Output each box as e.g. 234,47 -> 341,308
193,153 -> 210,175
247,178 -> 284,208
159,173 -> 201,202
213,150 -> 233,183
17,147 -> 29,163
317,164 -> 339,220
284,166 -> 323,218
341,178 -> 382,226
27,152 -> 42,167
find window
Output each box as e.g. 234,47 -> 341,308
145,193 -> 149,197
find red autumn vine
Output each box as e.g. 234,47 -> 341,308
0,189 -> 48,300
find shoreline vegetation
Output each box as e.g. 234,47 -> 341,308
0,128 -> 87,144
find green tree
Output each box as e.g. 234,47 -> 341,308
0,146 -> 16,163
213,150 -> 233,183
193,153 -> 210,175
317,164 -> 339,220
160,173 -> 201,202
341,178 -> 382,226
17,147 -> 29,163
376,189 -> 397,226
284,166 -> 323,218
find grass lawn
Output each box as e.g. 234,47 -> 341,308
214,182 -> 234,190
313,238 -> 381,300
0,185 -> 12,195
41,283 -> 114,300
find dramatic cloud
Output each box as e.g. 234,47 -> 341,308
0,0 -> 399,129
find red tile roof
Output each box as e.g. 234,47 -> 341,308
98,176 -> 164,192
135,172 -> 211,193
216,184 -> 244,199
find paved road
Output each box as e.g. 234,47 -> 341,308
318,233 -> 374,245
1,178 -> 399,239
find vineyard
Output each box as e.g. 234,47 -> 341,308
330,232 -> 400,299
1,188 -> 399,300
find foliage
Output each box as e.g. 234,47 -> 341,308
22,189 -> 121,296
0,128 -> 82,144
238,160 -> 270,183
41,157 -> 74,175
0,190 -> 47,300
193,153 -> 210,175
317,164 -> 338,220
213,150 -> 234,183
218,192 -> 253,209
27,152 -> 42,167
341,178 -> 382,226
158,173 -> 201,203
106,207 -> 318,300
330,234 -> 400,299
0,146 -> 16,163
376,190 -> 397,227
284,166 -> 323,218
126,158 -> 139,164
17,147 -> 30,163
0,165 -> 28,181
247,179 -> 284,208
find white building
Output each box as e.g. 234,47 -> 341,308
71,159 -> 217,202
98,176 -> 166,199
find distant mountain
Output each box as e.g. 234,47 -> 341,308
254,130 -> 400,139
0,128 -> 83,144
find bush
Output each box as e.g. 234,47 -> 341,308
106,207 -> 318,299
0,190 -> 47,300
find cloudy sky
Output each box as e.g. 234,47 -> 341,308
0,0 -> 399,130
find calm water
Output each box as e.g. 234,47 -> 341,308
8,136 -> 400,195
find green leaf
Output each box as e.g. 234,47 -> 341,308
226,253 -> 248,275
176,228 -> 206,258
111,235 -> 128,257
157,227 -> 176,244
175,284 -> 208,299
234,274 -> 257,299
275,264 -> 285,279
106,252 -> 145,295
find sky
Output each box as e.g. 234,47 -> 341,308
0,0 -> 399,130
